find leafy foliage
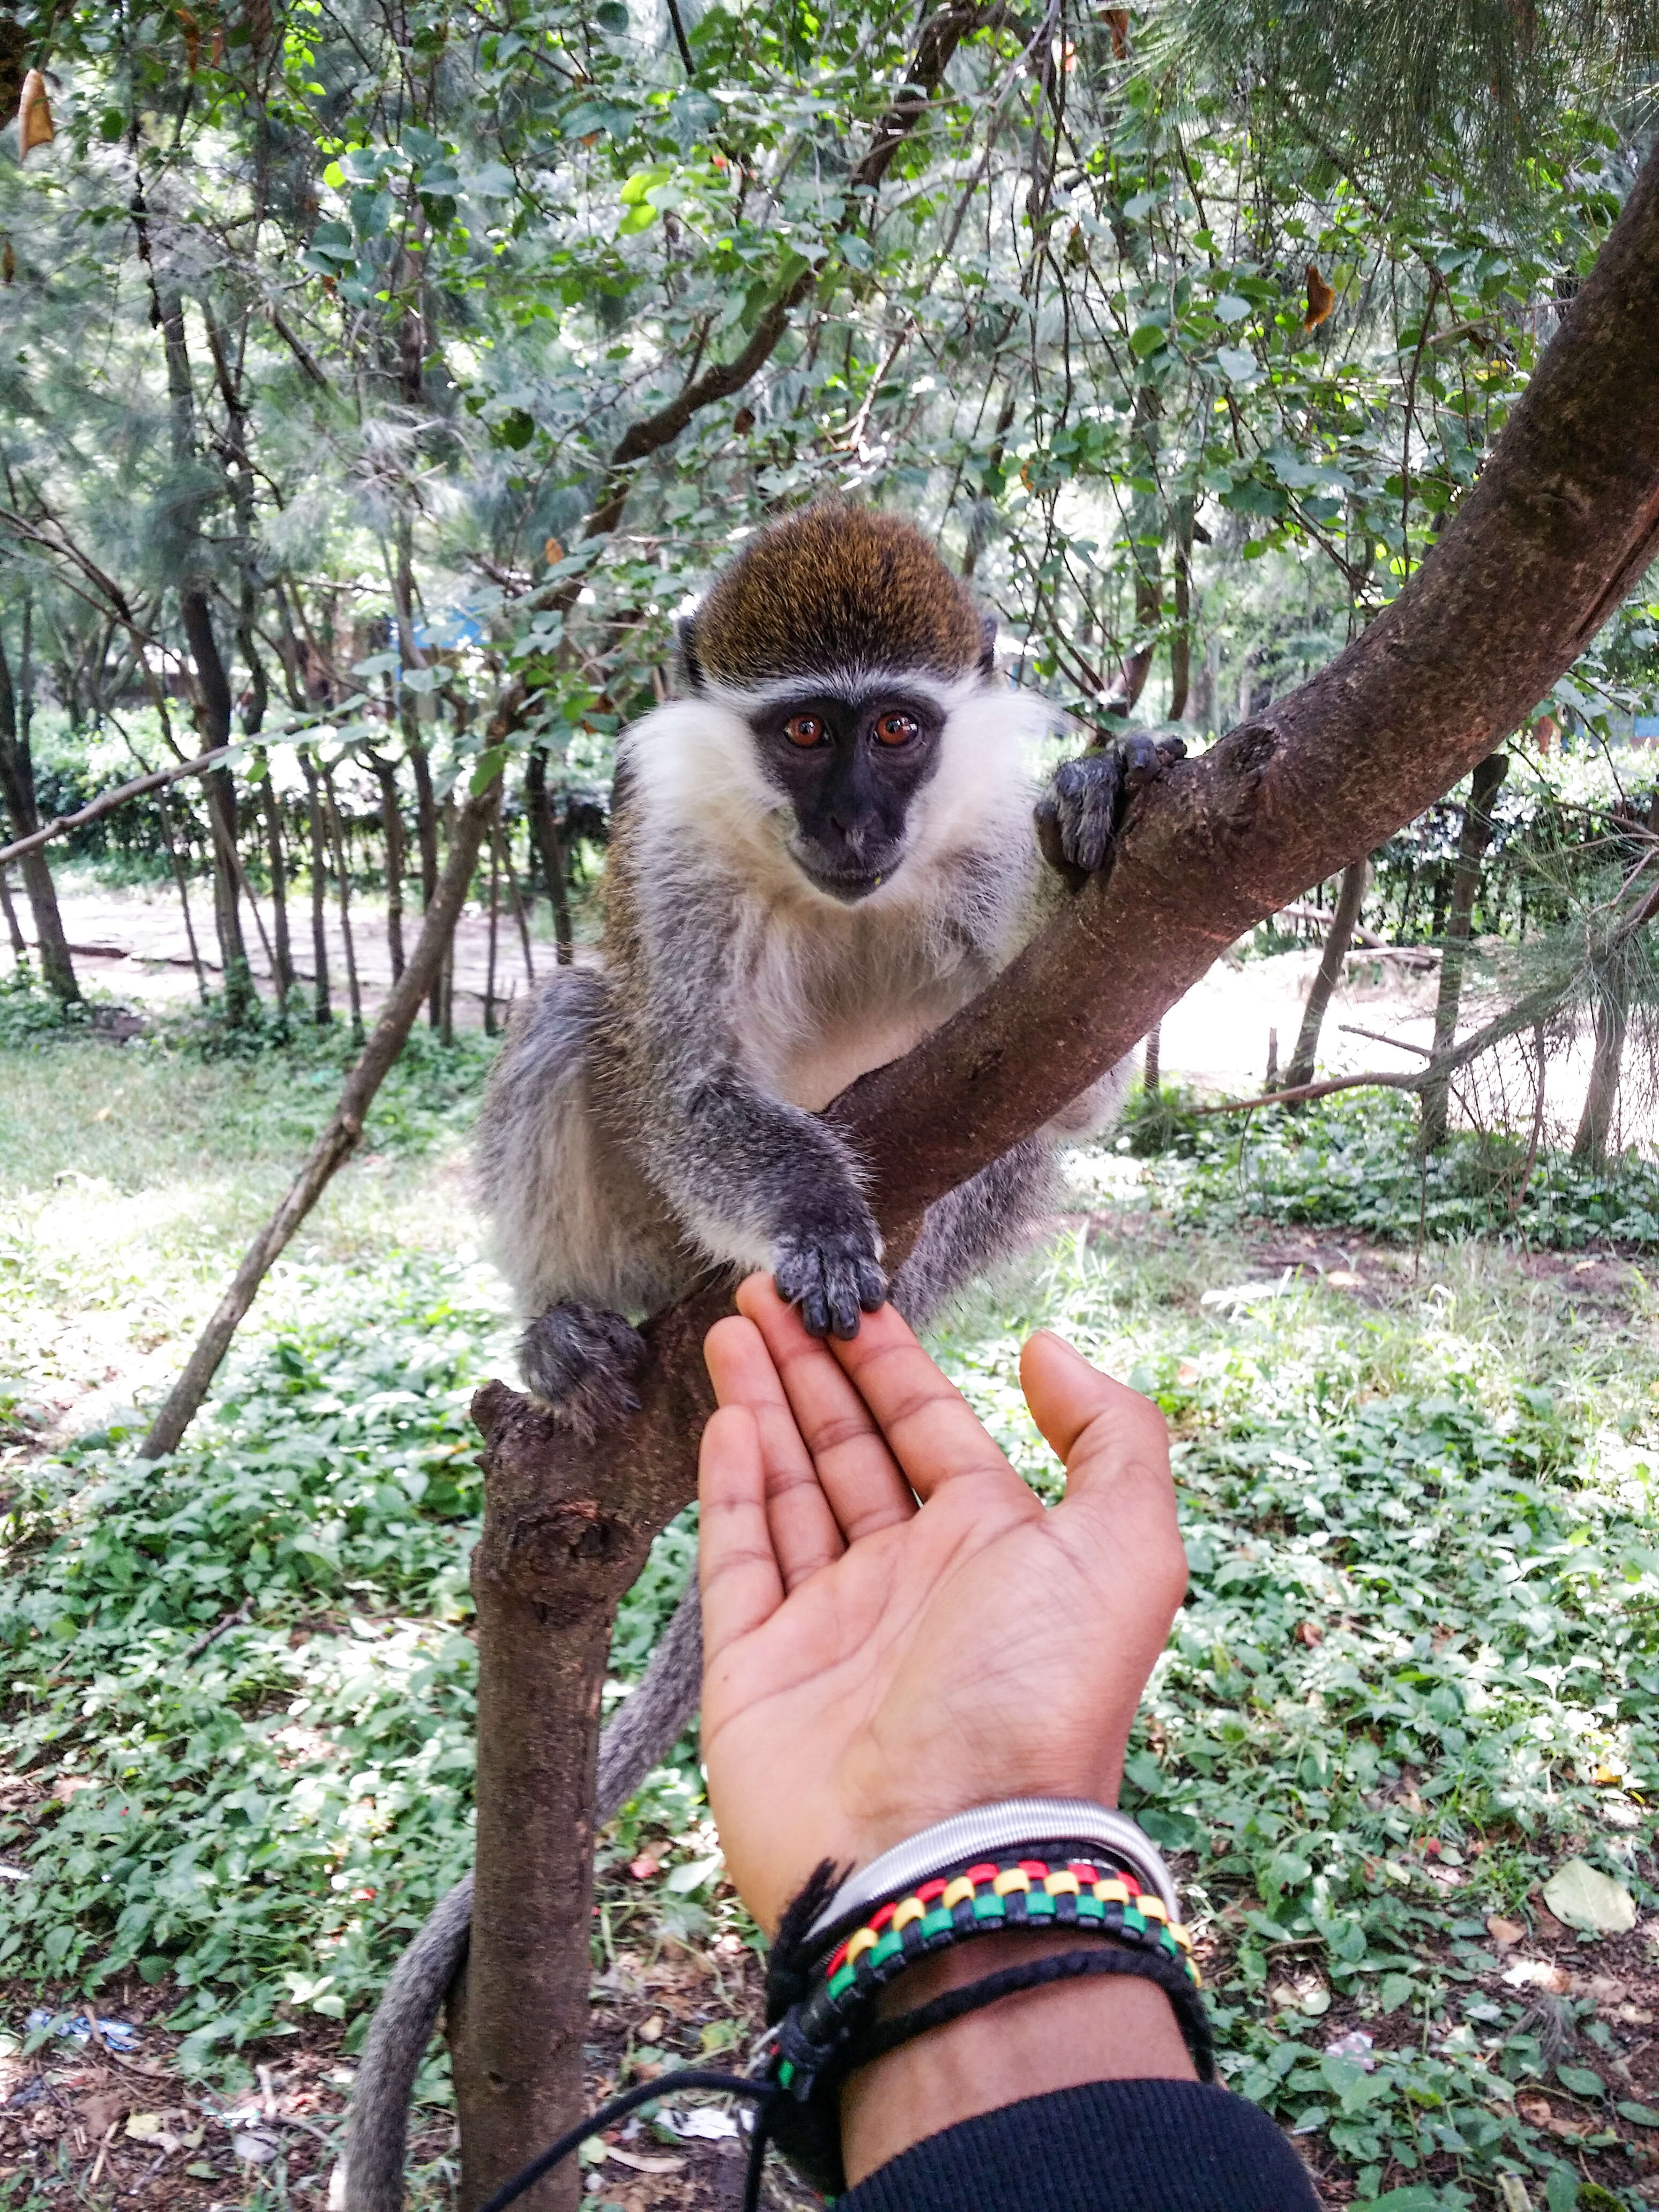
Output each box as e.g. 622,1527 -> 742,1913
1126,1086 -> 1659,1246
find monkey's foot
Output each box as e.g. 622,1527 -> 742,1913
773,1222 -> 887,1342
519,1302 -> 647,1439
1036,731 -> 1187,885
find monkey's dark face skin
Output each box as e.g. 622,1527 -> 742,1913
749,689 -> 947,901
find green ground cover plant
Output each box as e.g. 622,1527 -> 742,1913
1,1032 -> 1657,2208
1122,1084 -> 1659,1249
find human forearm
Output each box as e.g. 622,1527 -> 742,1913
840,1931 -> 1196,2183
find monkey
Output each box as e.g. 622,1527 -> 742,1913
340,503 -> 1183,2212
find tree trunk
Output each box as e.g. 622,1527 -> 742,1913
0,867 -> 24,958
379,144 -> 1659,2212
1168,504 -> 1193,723
138,776 -> 503,1463
257,758 -> 295,1002
0,626 -> 78,1002
301,750 -> 332,1026
159,790 -> 210,1007
369,753 -> 407,983
1421,752 -> 1509,1148
483,801 -> 500,1038
1284,859 -> 1369,1093
503,808 -> 537,990
323,763 -> 364,1043
525,744 -> 573,966
1574,932 -> 1638,1161
158,286 -> 254,1026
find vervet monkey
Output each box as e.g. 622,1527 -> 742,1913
341,503 -> 1182,2211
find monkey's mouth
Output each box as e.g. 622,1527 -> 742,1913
789,846 -> 896,902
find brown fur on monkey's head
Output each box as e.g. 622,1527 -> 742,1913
681,503 -> 993,692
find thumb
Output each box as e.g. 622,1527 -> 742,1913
1018,1333 -> 1167,1488
1020,1330 -> 1187,1615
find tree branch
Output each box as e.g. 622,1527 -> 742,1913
0,744 -> 233,865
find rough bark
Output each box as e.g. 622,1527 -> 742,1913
1284,859 -> 1369,1093
446,146 -> 1659,2212
1421,752 -> 1509,1148
1574,933 -> 1639,1161
138,780 -> 500,1463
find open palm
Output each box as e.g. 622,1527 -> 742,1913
698,1277 -> 1188,1933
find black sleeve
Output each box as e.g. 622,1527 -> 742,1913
835,2079 -> 1324,2212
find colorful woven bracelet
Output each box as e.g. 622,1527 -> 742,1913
772,1854 -> 1201,2100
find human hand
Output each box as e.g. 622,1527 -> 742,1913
697,1275 -> 1186,1935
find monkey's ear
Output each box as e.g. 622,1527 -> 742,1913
676,614 -> 705,694
978,611 -> 999,680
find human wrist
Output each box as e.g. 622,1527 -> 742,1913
839,1930 -> 1197,2184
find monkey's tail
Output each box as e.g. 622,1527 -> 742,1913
339,1583 -> 705,2212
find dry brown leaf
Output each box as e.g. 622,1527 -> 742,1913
637,2015 -> 664,2044
1103,8 -> 1130,57
52,1775 -> 96,1803
77,2091 -> 128,2136
17,69 -> 52,159
543,537 -> 564,565
606,2146 -> 686,2173
1303,263 -> 1335,330
1486,1915 -> 1526,1948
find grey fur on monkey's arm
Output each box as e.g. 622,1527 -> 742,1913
339,1590 -> 705,2212
650,1064 -> 887,1339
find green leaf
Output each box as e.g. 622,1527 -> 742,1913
1129,322 -> 1168,359
470,749 -> 507,796
618,205 -> 659,235
1213,293 -> 1252,323
620,166 -> 671,206
495,409 -> 536,451
1616,2099 -> 1659,2125
1215,345 -> 1260,384
1556,2064 -> 1605,2098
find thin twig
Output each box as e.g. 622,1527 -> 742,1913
184,1597 -> 253,1660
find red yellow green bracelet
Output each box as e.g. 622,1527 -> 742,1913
771,1854 -> 1201,2100
824,1857 -> 1198,1994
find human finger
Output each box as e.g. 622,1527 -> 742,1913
698,1403 -> 786,1663
825,1298 -> 1026,1504
1019,1332 -> 1186,1602
705,1312 -> 845,1590
734,1277 -> 916,1538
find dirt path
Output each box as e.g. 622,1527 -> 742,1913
6,881 -> 1627,1144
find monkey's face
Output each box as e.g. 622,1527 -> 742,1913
749,690 -> 945,901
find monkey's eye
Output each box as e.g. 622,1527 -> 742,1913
873,711 -> 920,747
784,714 -> 826,748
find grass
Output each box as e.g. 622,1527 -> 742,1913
1,1004 -> 1658,2208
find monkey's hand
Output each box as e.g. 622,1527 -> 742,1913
1035,730 -> 1186,888
772,1201 -> 887,1342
